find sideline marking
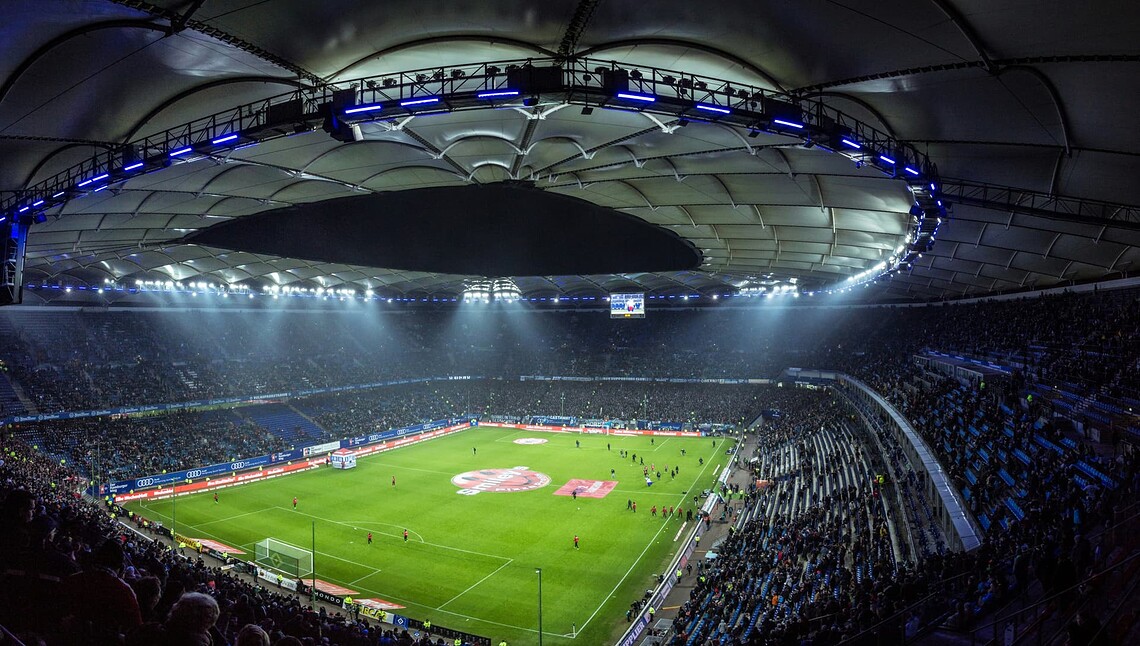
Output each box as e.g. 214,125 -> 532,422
438,558 -> 515,610
132,433 -> 731,641
573,450 -> 719,637
672,521 -> 689,542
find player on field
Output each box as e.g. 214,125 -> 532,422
214,492 -> 218,504
573,535 -> 579,549
293,496 -> 298,509
367,532 -> 372,545
392,475 -> 396,487
403,528 -> 408,542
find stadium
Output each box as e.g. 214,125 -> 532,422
0,2 -> 1138,646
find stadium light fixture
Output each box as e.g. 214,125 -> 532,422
344,103 -> 386,115
841,138 -> 861,149
400,96 -> 440,107
878,154 -> 896,165
31,200 -> 44,207
615,92 -> 655,102
695,104 -> 731,115
123,162 -> 144,172
77,173 -> 109,187
904,166 -> 920,176
211,134 -> 239,145
772,119 -> 804,129
477,90 -> 520,99
169,146 -> 194,158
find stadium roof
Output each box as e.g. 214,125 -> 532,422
1,0 -> 1138,303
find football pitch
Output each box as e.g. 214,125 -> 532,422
125,427 -> 733,645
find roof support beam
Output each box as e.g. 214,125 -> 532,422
20,142 -> 115,191
558,0 -> 603,57
0,20 -> 168,106
797,91 -> 899,139
575,39 -> 787,92
941,179 -> 1140,230
110,0 -> 326,86
928,0 -> 996,72
326,36 -> 557,81
120,76 -> 303,143
999,65 -> 1073,156
792,54 -> 1140,94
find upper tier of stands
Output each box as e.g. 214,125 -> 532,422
1,287 -> 1138,646
0,288 -> 1135,419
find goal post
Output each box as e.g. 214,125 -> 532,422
255,538 -> 313,578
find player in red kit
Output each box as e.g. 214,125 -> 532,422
367,532 -> 373,545
292,496 -> 297,509
403,528 -> 408,542
573,535 -> 579,549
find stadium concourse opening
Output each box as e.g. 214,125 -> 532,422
186,181 -> 701,276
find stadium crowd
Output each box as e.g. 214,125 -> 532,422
0,434 -> 481,646
0,286 -> 1138,644
0,287 -> 1136,416
671,376 -> 1139,644
8,410 -> 288,483
10,380 -> 763,483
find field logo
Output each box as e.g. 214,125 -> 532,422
513,438 -> 548,445
452,467 -> 551,495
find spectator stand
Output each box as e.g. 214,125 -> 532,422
832,374 -> 982,554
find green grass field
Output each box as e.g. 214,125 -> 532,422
125,427 -> 732,645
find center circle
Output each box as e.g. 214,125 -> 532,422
451,467 -> 551,493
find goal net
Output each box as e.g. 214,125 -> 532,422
255,538 -> 313,577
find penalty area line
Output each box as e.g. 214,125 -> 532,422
437,558 -> 514,610
275,507 -> 511,563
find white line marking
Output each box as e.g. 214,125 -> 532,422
196,507 -> 276,527
437,559 -> 514,610
672,521 -> 689,542
132,434 -> 723,641
368,462 -> 457,476
276,507 -> 509,562
572,450 -> 719,637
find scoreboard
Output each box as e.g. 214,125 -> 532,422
610,293 -> 645,319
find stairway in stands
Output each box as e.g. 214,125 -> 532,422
0,371 -> 29,416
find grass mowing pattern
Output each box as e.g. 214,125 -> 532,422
126,427 -> 732,645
